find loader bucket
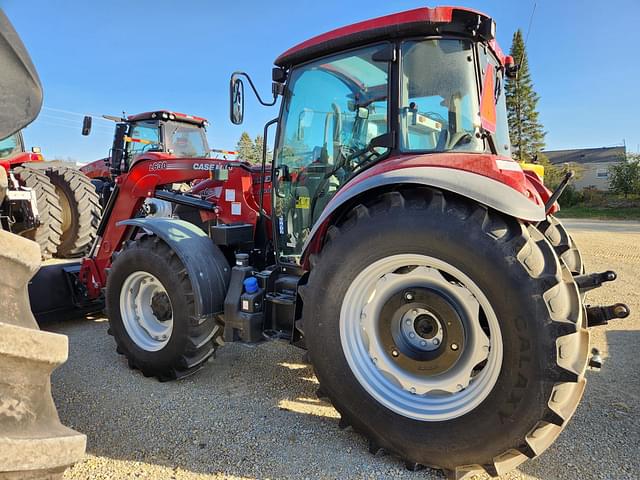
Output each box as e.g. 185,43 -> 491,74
28,260 -> 103,322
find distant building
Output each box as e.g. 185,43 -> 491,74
543,146 -> 626,191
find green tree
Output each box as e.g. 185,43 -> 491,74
609,153 -> 640,198
235,132 -> 255,162
252,134 -> 274,164
253,135 -> 265,164
505,29 -> 546,162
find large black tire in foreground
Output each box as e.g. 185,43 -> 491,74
45,166 -> 101,258
13,166 -> 62,260
303,188 -> 589,479
537,214 -> 585,275
106,235 -> 227,381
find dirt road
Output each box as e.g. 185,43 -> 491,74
45,228 -> 639,480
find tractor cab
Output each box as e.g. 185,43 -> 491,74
0,130 -> 43,170
81,110 -> 210,181
122,111 -> 210,163
232,7 -> 516,263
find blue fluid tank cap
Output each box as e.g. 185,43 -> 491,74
243,277 -> 259,294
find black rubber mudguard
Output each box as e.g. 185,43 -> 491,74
118,218 -> 230,321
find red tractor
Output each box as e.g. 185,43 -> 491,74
79,110 -> 217,208
0,129 -> 100,258
31,6 -> 630,477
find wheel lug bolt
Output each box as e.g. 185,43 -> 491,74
451,343 -> 459,351
404,291 -> 414,302
412,309 -> 418,315
405,319 -> 411,325
409,333 -> 415,338
457,384 -> 463,391
410,387 -> 416,394
420,340 -> 427,347
391,350 -> 399,358
433,338 -> 440,346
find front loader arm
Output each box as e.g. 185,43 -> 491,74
80,155 -> 228,297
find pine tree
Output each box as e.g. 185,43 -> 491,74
505,29 -> 546,162
252,135 -> 264,164
236,132 -> 255,162
252,135 -> 273,164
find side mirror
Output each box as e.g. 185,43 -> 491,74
82,115 -> 92,136
229,74 -> 244,125
31,146 -> 41,153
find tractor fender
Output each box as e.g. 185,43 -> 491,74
302,166 -> 546,257
118,217 -> 230,319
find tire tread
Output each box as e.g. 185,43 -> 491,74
307,187 -> 588,478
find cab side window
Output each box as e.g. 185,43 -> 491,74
126,122 -> 160,160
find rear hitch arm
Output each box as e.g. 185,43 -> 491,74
585,303 -> 630,328
574,270 -> 617,293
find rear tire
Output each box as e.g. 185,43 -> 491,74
13,166 -> 62,260
537,215 -> 584,275
303,189 -> 588,477
45,166 -> 101,257
106,235 -> 223,380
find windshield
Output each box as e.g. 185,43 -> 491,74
400,39 -> 482,153
0,132 -> 23,159
275,43 -> 390,261
165,121 -> 209,158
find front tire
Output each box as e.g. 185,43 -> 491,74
303,189 -> 588,477
106,235 -> 223,380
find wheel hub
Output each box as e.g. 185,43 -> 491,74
150,292 -> 172,322
381,288 -> 465,376
119,271 -> 173,352
340,255 -> 503,421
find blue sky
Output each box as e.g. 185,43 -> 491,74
2,0 -> 638,161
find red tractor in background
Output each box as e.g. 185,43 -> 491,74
79,110 -> 230,209
0,129 -> 100,258
29,6 -> 631,478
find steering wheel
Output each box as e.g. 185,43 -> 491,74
141,143 -> 161,153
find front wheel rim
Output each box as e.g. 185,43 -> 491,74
120,271 -> 173,351
339,254 -> 503,421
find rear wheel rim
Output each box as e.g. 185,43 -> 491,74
120,271 -> 173,351
340,254 -> 503,421
53,185 -> 72,233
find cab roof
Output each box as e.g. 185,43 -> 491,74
126,110 -> 208,126
275,6 -> 502,68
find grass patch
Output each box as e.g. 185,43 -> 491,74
556,206 -> 640,220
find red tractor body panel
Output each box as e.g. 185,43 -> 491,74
0,152 -> 44,173
347,153 -> 542,202
298,153 -> 550,267
276,6 -> 504,68
79,157 -> 110,179
127,110 -> 208,125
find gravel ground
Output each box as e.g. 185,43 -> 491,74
43,228 -> 640,480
